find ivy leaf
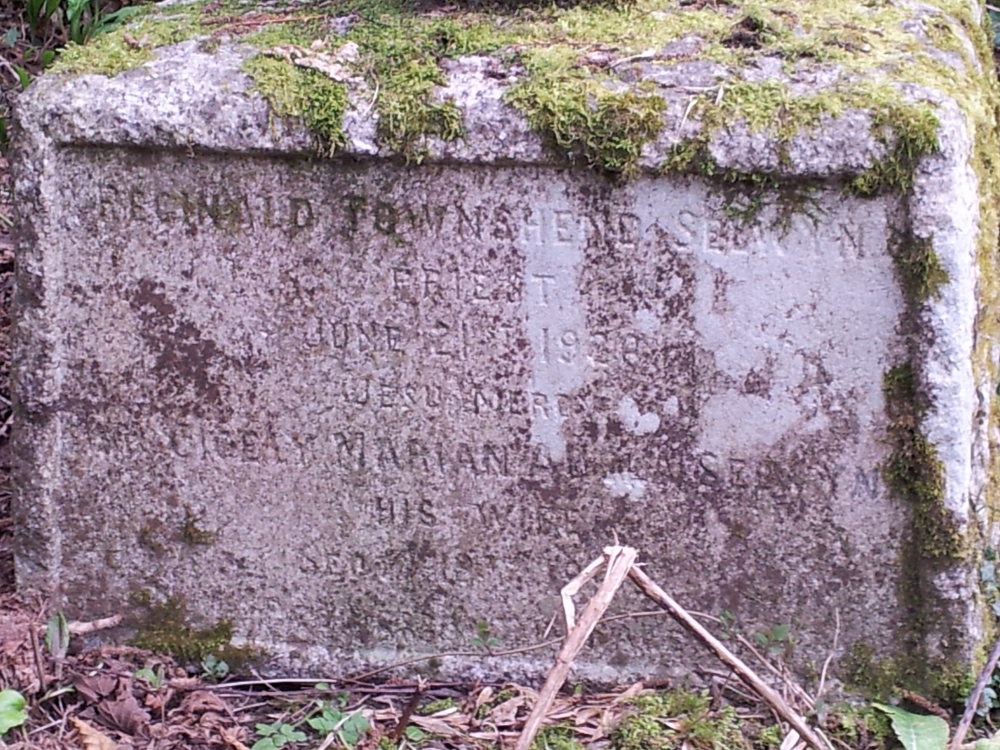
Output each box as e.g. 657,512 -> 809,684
0,689 -> 27,735
873,704 -> 948,750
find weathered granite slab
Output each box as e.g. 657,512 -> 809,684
11,3 -> 999,687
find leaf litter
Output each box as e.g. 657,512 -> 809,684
0,546 -> 900,750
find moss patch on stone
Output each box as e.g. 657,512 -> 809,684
128,592 -> 261,669
842,640 -> 975,707
610,690 -> 745,750
44,0 -> 972,182
242,53 -> 349,155
54,9 -> 207,77
505,52 -> 665,175
847,97 -> 942,196
882,365 -> 956,560
889,233 -> 949,303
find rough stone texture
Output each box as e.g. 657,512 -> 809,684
10,29 -> 992,681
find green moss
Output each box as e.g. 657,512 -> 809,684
532,724 -> 583,750
890,234 -> 948,303
882,363 -> 961,559
841,641 -> 973,707
848,98 -> 941,196
242,55 -> 349,155
842,642 -> 901,702
611,691 -> 747,750
505,48 -> 665,176
129,592 -> 260,669
373,57 -> 463,163
53,8 -> 207,77
821,703 -> 895,750
420,698 -> 458,715
46,0 -> 967,182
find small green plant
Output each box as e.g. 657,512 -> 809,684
420,698 -> 457,715
26,0 -> 61,38
26,0 -> 142,45
612,690 -> 745,750
200,653 -> 230,682
470,619 -> 499,651
252,721 -> 306,750
0,690 -> 27,736
717,610 -> 738,640
134,666 -> 166,689
532,723 -> 581,750
306,704 -> 369,746
44,611 -> 69,660
752,624 -> 793,658
403,726 -> 426,743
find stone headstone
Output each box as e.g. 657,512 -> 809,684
11,5 -> 999,688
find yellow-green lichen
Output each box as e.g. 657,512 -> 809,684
180,507 -> 215,546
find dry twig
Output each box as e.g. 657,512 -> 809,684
515,545 -> 637,750
627,566 -> 829,750
951,632 -> 1000,750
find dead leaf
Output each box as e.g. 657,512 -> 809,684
488,697 -> 524,727
97,694 -> 150,734
180,690 -> 228,714
72,673 -> 118,703
611,682 -> 645,704
121,33 -> 149,49
221,727 -> 251,750
72,718 -> 118,750
475,686 -> 494,712
143,688 -> 174,712
167,677 -> 201,691
263,42 -> 360,82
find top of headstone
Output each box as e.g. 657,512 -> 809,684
13,0 -> 991,186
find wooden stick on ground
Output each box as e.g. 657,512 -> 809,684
514,545 -> 638,750
950,633 -> 1000,750
627,566 -> 828,750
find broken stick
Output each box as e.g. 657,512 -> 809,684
514,545 -> 638,750
628,566 -> 828,750
950,632 -> 1000,750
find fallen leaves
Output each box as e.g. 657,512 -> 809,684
71,718 -> 117,750
263,40 -> 361,83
